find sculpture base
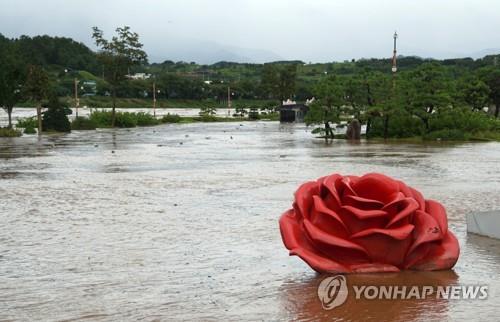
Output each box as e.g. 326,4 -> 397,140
467,210 -> 500,239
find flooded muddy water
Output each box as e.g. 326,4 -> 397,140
1,122 -> 499,321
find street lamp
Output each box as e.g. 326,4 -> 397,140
74,78 -> 80,118
65,68 -> 80,118
153,82 -> 159,117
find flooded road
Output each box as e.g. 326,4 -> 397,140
0,122 -> 499,321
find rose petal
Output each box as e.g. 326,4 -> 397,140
407,210 -> 443,255
294,181 -> 319,219
425,200 -> 448,234
403,242 -> 432,269
349,262 -> 401,273
409,187 -> 426,211
351,224 -> 415,240
321,175 -> 342,200
386,198 -> 419,227
290,247 -> 349,273
352,173 -> 400,203
279,209 -> 303,250
312,195 -> 349,232
303,219 -> 368,255
382,192 -> 406,210
350,227 -> 414,266
343,194 -> 385,210
341,205 -> 388,219
336,176 -> 359,198
408,232 -> 460,271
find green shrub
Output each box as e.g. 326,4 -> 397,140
72,117 -> 97,130
89,110 -> 113,127
17,117 -> 37,129
42,95 -> 71,132
429,107 -> 498,133
197,115 -> 218,122
160,113 -> 181,123
135,112 -> 159,126
114,112 -> 137,128
369,111 -> 424,138
0,127 -> 22,137
89,110 -> 157,128
423,129 -> 468,141
248,108 -> 260,120
24,125 -> 36,134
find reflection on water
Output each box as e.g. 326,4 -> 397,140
280,271 -> 459,321
0,122 -> 499,321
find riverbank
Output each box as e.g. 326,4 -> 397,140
15,97 -> 277,109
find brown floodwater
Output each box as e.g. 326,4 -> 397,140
0,122 -> 499,321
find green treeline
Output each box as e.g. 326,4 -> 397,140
1,30 -> 500,140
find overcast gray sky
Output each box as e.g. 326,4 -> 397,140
1,0 -> 499,63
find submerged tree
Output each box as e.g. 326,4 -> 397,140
0,46 -> 24,128
92,26 -> 147,127
460,77 -> 490,111
24,65 -> 49,135
407,63 -> 452,132
478,67 -> 500,118
42,93 -> 71,132
305,75 -> 344,140
199,105 -> 217,117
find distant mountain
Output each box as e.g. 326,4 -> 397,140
399,45 -> 500,61
146,39 -> 282,64
467,48 -> 500,59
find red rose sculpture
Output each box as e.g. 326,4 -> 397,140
279,173 -> 459,273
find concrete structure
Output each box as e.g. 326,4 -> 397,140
278,104 -> 309,123
467,210 -> 500,239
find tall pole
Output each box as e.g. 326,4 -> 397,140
227,86 -> 231,116
392,31 -> 398,75
153,81 -> 157,117
74,78 -> 79,118
386,31 -> 398,139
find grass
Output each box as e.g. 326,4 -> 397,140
0,127 -> 22,137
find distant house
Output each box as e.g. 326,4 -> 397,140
278,99 -> 310,123
126,73 -> 151,80
81,80 -> 97,96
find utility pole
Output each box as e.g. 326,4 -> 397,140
392,31 -> 398,79
74,78 -> 79,118
385,31 -> 398,139
227,86 -> 232,116
153,81 -> 157,117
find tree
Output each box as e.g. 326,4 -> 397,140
24,65 -> 49,135
199,105 -> 217,117
278,64 -> 297,105
260,64 -> 279,102
342,76 -> 364,119
461,77 -> 490,111
407,63 -> 452,132
478,67 -> 500,118
305,75 -> 344,140
0,41 -> 24,128
260,63 -> 297,106
42,93 -> 71,132
92,26 -> 147,126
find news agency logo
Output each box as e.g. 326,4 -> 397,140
318,275 -> 488,310
317,275 -> 349,310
